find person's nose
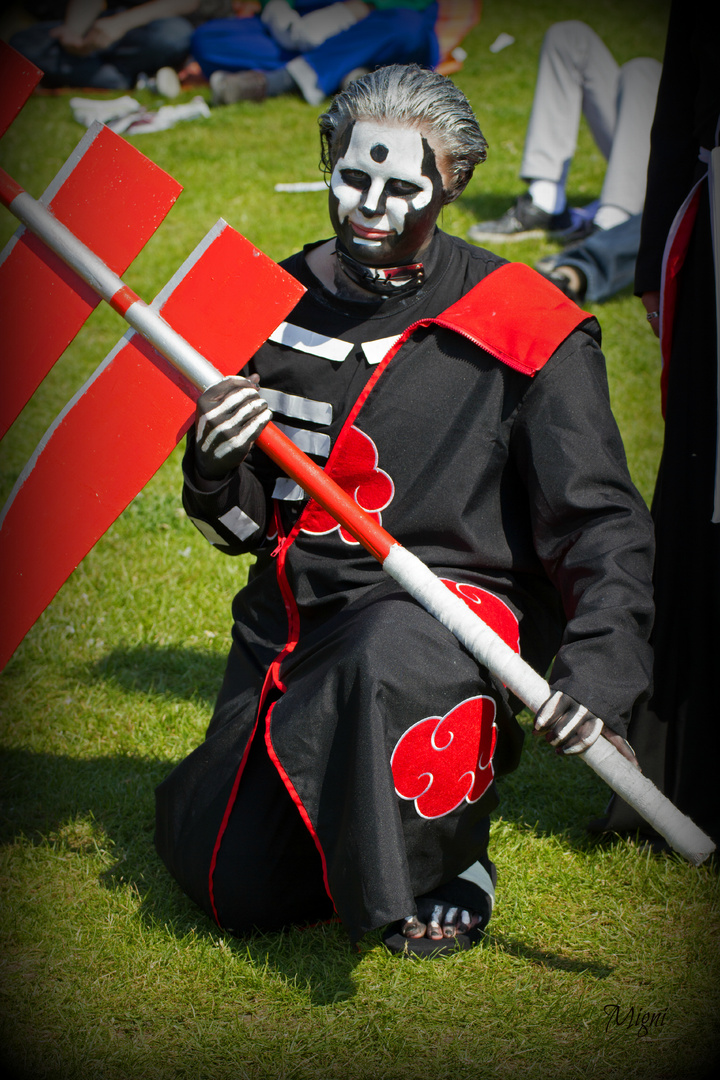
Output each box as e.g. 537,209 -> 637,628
359,178 -> 387,218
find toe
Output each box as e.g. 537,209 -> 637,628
426,903 -> 445,940
442,905 -> 459,938
401,915 -> 427,939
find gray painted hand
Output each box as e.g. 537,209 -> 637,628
194,375 -> 271,480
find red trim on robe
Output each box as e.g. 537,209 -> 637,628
659,178 -> 704,416
206,714 -> 260,926
207,507 -> 306,925
264,712 -> 335,908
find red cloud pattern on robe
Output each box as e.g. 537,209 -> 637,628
391,584 -> 520,818
300,425 -> 394,544
392,695 -> 498,818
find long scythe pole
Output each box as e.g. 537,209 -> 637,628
1,166 -> 714,865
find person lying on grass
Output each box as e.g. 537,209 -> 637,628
154,64 -> 653,957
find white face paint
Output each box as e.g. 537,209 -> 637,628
329,120 -> 445,266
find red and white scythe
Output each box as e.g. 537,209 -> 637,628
0,44 -> 714,865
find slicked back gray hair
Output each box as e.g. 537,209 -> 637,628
319,64 -> 487,203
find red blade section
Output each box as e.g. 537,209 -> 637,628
0,221 -> 305,669
0,122 -> 182,438
0,41 -> 42,137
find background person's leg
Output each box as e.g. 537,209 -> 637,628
599,57 -> 662,220
288,5 -> 439,105
536,213 -> 642,302
521,21 -> 620,195
190,16 -> 290,79
104,16 -> 194,86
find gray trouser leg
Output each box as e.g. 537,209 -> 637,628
520,21 -> 661,215
520,21 -> 620,186
599,57 -> 661,216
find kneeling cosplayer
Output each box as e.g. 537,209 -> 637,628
155,65 -> 654,956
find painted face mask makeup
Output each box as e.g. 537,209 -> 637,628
329,120 -> 446,274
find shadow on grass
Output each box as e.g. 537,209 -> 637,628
86,643 -> 228,707
0,744 -> 363,1005
486,932 -> 613,979
0,738 -> 618,1005
0,743 -> 619,1004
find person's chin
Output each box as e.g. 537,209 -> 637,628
344,224 -> 393,260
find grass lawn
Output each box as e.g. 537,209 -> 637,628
1,1 -> 718,1078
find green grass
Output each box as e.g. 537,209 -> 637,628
1,1 -> 718,1077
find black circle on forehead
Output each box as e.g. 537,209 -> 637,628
370,143 -> 389,163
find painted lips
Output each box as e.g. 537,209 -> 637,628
351,221 -> 393,240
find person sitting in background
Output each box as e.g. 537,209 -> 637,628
192,0 -> 440,107
467,20 -> 661,305
10,0 -> 201,90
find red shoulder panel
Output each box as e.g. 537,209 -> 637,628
433,261 -> 593,375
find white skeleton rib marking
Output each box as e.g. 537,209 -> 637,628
187,516 -> 227,546
361,335 -> 402,365
258,388 -> 332,424
269,322 -> 353,362
272,478 -> 307,501
219,506 -> 260,541
273,422 -> 331,457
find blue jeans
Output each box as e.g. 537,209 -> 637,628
537,213 -> 642,302
11,13 -> 193,89
191,5 -> 439,95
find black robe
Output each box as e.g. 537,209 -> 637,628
155,231 -> 655,940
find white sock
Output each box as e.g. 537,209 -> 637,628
528,179 -> 566,215
593,204 -> 630,230
458,861 -> 495,909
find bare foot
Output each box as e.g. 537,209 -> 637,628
401,898 -> 481,942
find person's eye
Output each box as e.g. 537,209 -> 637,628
340,169 -> 369,190
387,179 -> 422,198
